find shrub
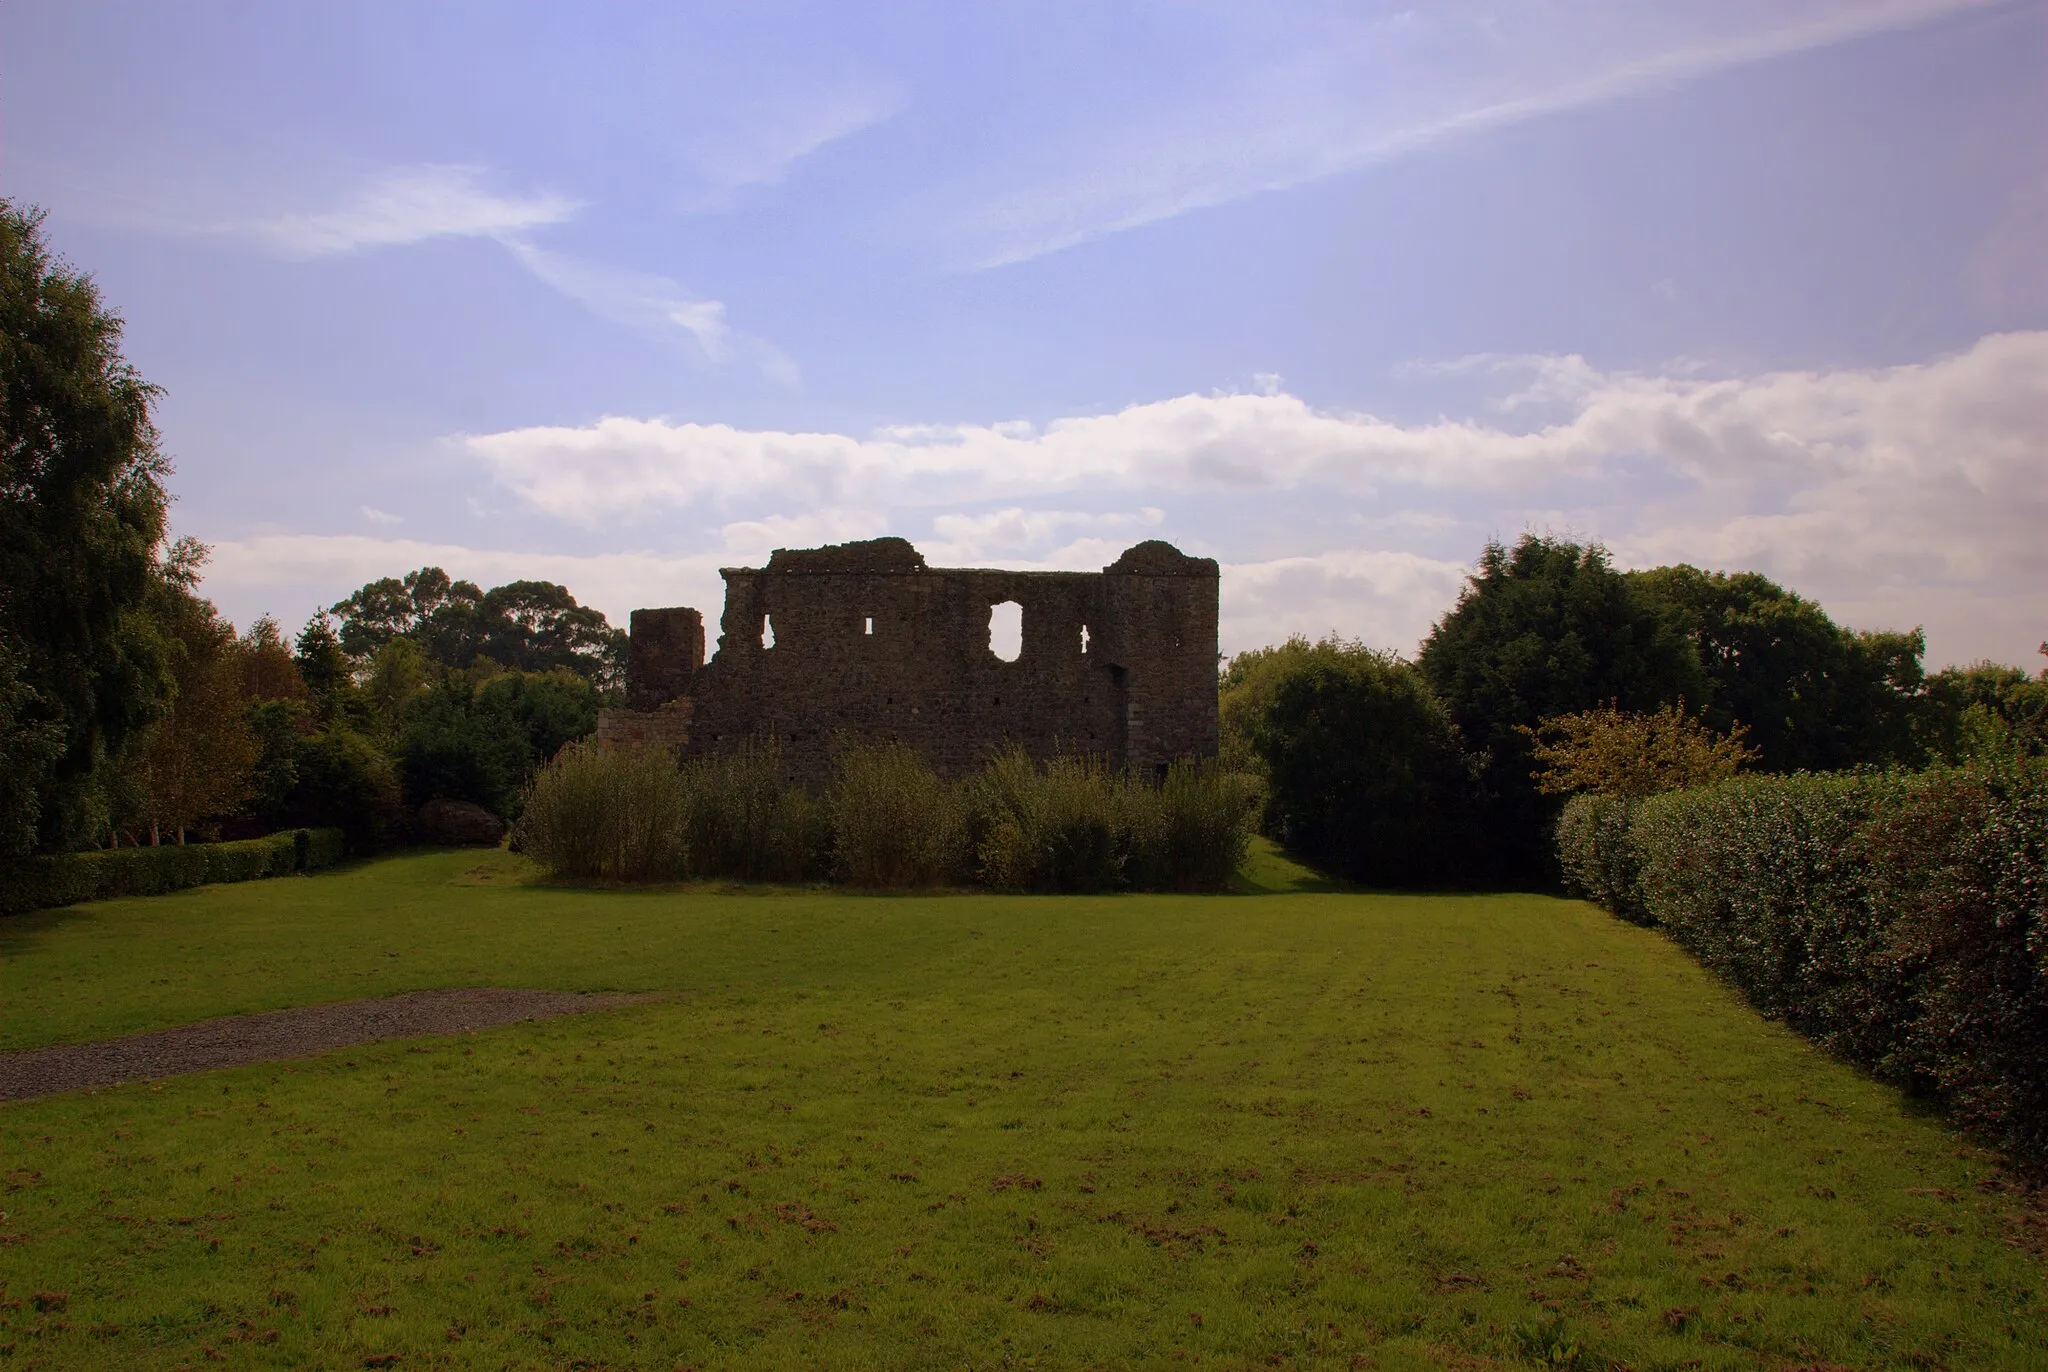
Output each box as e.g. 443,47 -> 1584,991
515,737 -> 1255,895
0,827 -> 346,915
515,742 -> 688,882
1525,701 -> 1755,799
1123,759 -> 1260,893
1553,794 -> 1647,924
289,725 -> 402,852
678,739 -> 827,883
1859,763 -> 2048,1158
1250,647 -> 1479,887
829,741 -> 960,888
1568,762 -> 2048,1161
963,750 -> 1124,893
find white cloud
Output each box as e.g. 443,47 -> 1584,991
236,164 -> 796,381
359,505 -> 403,527
944,0 -> 2002,268
249,164 -> 580,257
924,507 -> 1165,564
497,239 -> 798,383
684,87 -> 902,209
200,533 -> 727,646
1220,550 -> 1475,660
455,330 -> 2047,666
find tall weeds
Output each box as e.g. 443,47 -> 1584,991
678,739 -> 827,883
514,743 -> 690,882
829,741 -> 959,888
520,737 -> 1257,894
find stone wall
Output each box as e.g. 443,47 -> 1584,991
609,537 -> 1218,783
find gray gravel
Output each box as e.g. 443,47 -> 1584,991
0,988 -> 658,1102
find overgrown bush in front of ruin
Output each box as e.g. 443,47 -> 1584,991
1122,758 -> 1261,892
518,736 -> 1257,894
829,741 -> 960,888
677,738 -> 829,883
960,748 -> 1258,894
513,741 -> 691,882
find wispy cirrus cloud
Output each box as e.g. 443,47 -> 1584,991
682,85 -> 902,210
944,0 -> 2006,268
498,239 -> 799,383
249,164 -> 581,257
236,163 -> 796,381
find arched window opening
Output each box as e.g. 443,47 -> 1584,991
761,614 -> 776,650
988,600 -> 1023,662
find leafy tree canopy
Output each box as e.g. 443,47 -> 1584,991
1235,637 -> 1479,888
1417,535 -> 1704,878
0,201 -> 175,852
328,567 -> 625,688
1628,564 -> 1926,772
1922,654 -> 2048,763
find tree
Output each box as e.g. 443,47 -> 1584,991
131,570 -> 260,843
1232,637 -> 1480,887
328,567 -> 626,689
476,580 -> 626,686
288,725 -> 401,851
1922,658 -> 2048,763
1418,535 -> 1704,881
394,666 -> 601,818
0,201 -> 175,851
239,615 -> 308,703
1628,565 -> 1927,772
1524,702 -> 1756,799
293,614 -> 352,707
0,641 -> 64,858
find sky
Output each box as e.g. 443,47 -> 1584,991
4,0 -> 2044,667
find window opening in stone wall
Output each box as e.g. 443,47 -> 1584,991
761,614 -> 776,650
988,600 -> 1023,662
1080,623 -> 1091,654
863,615 -> 874,635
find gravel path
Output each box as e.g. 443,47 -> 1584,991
0,988 -> 659,1102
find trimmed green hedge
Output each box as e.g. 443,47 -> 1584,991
0,828 -> 347,916
1553,793 -> 1647,924
1557,762 -> 2048,1160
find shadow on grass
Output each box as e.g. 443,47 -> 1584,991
1227,836 -> 1347,894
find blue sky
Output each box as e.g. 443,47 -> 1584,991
6,0 -> 2044,666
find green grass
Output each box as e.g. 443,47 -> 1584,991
1,849 -> 2041,1370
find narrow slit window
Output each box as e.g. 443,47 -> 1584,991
761,614 -> 775,650
988,600 -> 1022,662
864,615 -> 875,636
1079,623 -> 1091,654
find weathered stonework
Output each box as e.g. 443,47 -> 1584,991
596,537 -> 1219,782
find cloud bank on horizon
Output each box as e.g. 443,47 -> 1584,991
204,329 -> 2046,668
6,0 -> 2042,669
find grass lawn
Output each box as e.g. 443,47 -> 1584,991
1,846 -> 2041,1370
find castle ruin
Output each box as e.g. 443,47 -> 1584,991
595,537 -> 1219,782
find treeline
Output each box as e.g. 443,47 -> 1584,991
1226,535 -> 2047,887
0,202 -> 621,862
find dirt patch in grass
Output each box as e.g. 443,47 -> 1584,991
0,988 -> 656,1100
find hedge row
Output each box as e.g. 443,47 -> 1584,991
0,827 -> 347,916
1557,761 -> 2048,1160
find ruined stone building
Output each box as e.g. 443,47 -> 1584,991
595,537 -> 1219,782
